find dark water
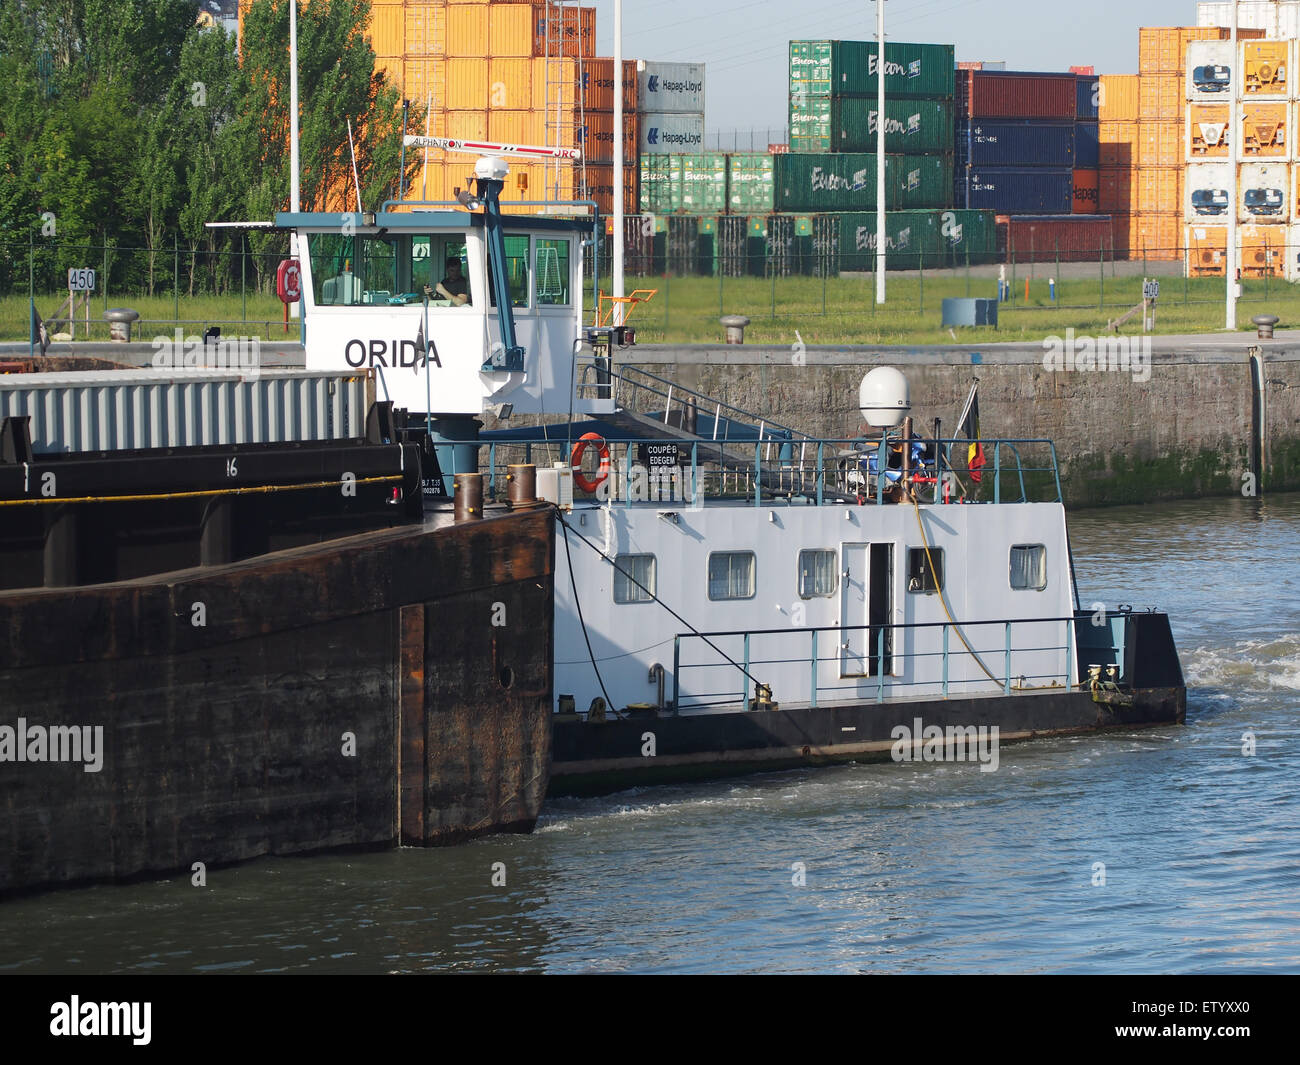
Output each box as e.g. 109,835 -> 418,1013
3,495 -> 1298,974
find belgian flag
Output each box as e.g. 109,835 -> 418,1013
955,381 -> 985,483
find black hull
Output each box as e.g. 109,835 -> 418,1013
549,686 -> 1186,797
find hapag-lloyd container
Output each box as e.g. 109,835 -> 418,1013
640,112 -> 705,154
789,40 -> 955,99
1239,161 -> 1289,220
774,153 -> 953,211
1072,169 -> 1099,213
959,121 -> 1075,168
958,167 -> 1073,213
789,97 -> 954,153
638,61 -> 705,114
1076,121 -> 1100,168
1001,215 -> 1116,261
575,110 -> 639,164
958,70 -> 1077,119
580,58 -> 637,112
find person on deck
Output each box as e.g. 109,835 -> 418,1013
434,257 -> 470,305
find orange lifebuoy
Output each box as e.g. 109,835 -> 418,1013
571,432 -> 611,493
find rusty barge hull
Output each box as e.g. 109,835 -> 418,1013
0,508 -> 554,896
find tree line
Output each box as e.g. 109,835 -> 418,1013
0,0 -> 420,297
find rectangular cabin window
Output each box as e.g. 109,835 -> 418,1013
907,547 -> 944,594
536,239 -> 571,305
708,551 -> 756,601
798,549 -> 837,598
1010,544 -> 1047,591
489,234 -> 531,308
309,234 -> 472,307
613,554 -> 656,604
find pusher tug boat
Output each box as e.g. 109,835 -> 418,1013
287,138 -> 1186,798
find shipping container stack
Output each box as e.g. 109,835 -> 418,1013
776,39 -> 998,270
358,1 -> 647,216
953,67 -> 1115,263
1185,32 -> 1298,280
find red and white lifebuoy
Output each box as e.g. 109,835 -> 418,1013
571,432 -> 611,493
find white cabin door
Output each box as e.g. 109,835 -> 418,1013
840,543 -> 869,676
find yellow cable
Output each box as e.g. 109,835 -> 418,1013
0,475 -> 403,507
910,496 -> 1064,693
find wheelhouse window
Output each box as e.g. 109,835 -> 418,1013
309,233 -> 471,307
1010,545 -> 1047,591
798,549 -> 837,598
907,547 -> 943,594
613,554 -> 656,604
708,551 -> 756,601
489,234 -> 531,308
536,239 -> 571,305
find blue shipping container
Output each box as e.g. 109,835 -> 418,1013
958,167 -> 1074,213
1074,121 -> 1099,168
960,121 -> 1075,168
1076,75 -> 1099,119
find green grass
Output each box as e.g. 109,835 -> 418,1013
6,270 -> 1294,346
2,292 -> 301,343
597,272 -> 1300,346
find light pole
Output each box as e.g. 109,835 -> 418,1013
1226,0 -> 1238,330
613,0 -> 625,324
875,0 -> 886,304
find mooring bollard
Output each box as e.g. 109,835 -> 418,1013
506,463 -> 539,510
720,314 -> 750,344
1252,314 -> 1280,340
103,308 -> 140,343
453,472 -> 484,523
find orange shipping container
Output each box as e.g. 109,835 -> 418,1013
531,56 -> 576,112
1109,212 -> 1134,258
580,58 -> 638,113
1243,40 -> 1290,96
444,109 -> 488,140
404,59 -> 448,110
1098,121 -> 1139,167
1188,104 -> 1229,157
1100,167 -> 1137,214
1129,212 -> 1180,259
487,109 -> 548,146
1138,120 -> 1181,167
446,4 -> 488,56
1139,74 -> 1182,121
1072,169 -> 1099,214
1241,102 -> 1289,157
1185,224 -> 1227,275
488,57 -> 533,109
1135,166 -> 1183,214
1098,74 -> 1139,121
368,3 -> 404,59
489,4 -> 535,58
405,4 -> 446,57
579,163 -> 640,216
446,57 -> 489,109
533,4 -> 597,59
577,110 -> 639,163
1138,26 -> 1235,75
1240,225 -> 1287,276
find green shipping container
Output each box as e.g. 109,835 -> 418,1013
640,156 -> 683,214
789,97 -> 954,154
837,209 -> 997,271
726,153 -> 775,212
681,153 -> 728,213
789,40 -> 955,99
773,153 -> 954,212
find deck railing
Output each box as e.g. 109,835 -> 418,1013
669,614 -> 1094,712
481,435 -> 1064,506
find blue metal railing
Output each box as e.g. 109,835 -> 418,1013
668,614 -> 1096,712
480,435 -> 1063,507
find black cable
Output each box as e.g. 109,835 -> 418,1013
559,515 -> 618,716
557,512 -> 765,694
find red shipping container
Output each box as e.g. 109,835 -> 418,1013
1072,169 -> 1099,214
959,70 -> 1078,120
1002,215 -> 1118,262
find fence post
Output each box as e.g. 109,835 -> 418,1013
918,247 -> 925,315
174,233 -> 179,326
942,623 -> 950,698
241,235 -> 247,323
743,633 -> 750,707
1010,249 -> 1016,305
810,629 -> 818,708
103,242 -> 109,314
965,241 -> 971,297
1004,621 -> 1012,695
1098,242 -> 1104,310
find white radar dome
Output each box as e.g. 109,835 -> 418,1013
859,367 -> 911,428
475,156 -> 509,181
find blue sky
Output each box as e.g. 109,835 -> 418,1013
585,0 -> 1209,135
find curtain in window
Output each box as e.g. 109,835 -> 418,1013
799,550 -> 836,597
709,552 -> 754,600
614,554 -> 655,603
1010,546 -> 1045,590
